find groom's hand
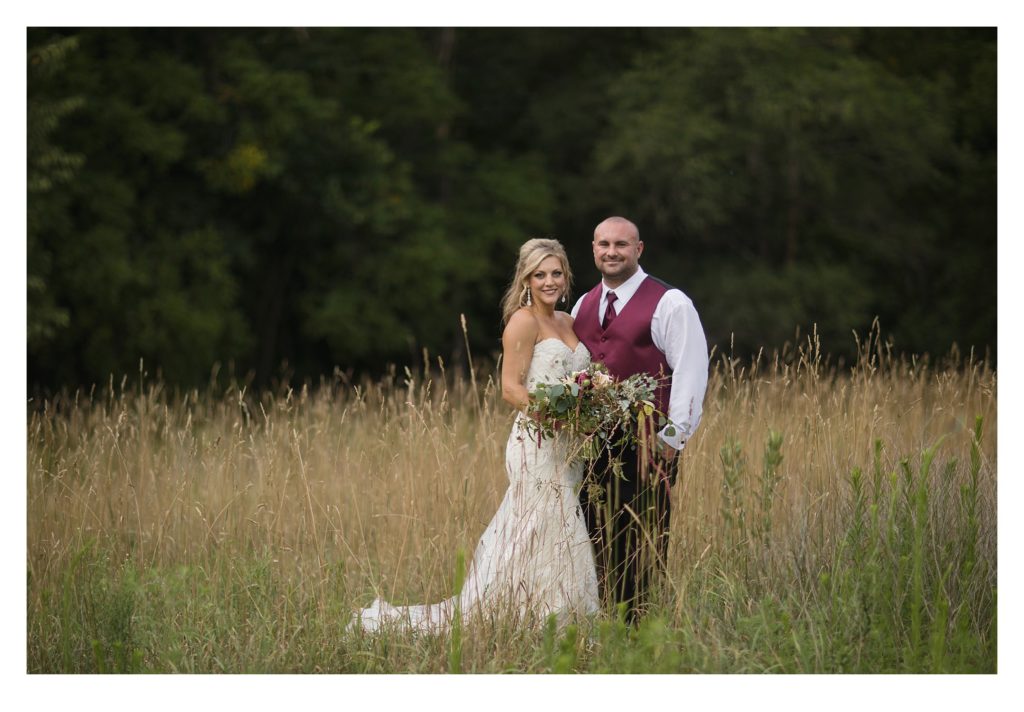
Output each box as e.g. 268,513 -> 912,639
653,438 -> 680,491
656,438 -> 679,462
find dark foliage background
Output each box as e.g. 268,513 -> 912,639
27,28 -> 996,390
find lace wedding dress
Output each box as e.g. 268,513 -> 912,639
352,339 -> 599,633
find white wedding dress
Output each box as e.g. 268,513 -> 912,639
352,338 -> 600,633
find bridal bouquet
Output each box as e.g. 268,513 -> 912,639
523,362 -> 665,459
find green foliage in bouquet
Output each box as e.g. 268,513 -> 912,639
523,362 -> 667,460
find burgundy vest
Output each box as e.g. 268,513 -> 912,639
574,276 -> 672,415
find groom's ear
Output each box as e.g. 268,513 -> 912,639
637,240 -> 644,257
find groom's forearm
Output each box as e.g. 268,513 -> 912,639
654,292 -> 709,448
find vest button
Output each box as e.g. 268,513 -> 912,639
601,336 -> 607,342
598,353 -> 605,359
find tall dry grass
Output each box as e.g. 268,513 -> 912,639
27,325 -> 996,672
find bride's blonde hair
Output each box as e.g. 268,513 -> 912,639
500,238 -> 574,325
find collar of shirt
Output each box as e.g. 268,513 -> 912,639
602,266 -> 648,312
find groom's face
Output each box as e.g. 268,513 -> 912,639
593,223 -> 643,284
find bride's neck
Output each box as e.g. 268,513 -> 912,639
530,304 -> 556,319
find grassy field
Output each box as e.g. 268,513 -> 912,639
27,328 -> 997,673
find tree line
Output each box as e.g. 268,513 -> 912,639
27,28 -> 996,390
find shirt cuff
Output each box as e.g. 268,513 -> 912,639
657,425 -> 686,451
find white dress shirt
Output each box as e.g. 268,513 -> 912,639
571,266 -> 709,450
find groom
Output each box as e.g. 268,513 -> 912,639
572,216 -> 709,622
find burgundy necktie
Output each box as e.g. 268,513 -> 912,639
602,291 -> 618,330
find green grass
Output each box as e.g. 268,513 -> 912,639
29,424 -> 995,673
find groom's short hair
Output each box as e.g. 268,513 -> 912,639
594,216 -> 639,241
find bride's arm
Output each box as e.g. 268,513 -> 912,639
501,309 -> 538,410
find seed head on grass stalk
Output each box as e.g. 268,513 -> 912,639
460,313 -> 479,414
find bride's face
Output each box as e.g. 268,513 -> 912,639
528,255 -> 567,308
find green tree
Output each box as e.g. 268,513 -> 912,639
28,29 -> 252,385
26,28 -> 995,390
27,36 -> 82,354
585,28 -> 992,358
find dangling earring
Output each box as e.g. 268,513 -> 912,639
560,291 -> 567,304
523,285 -> 531,306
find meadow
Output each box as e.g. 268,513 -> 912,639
27,327 -> 997,673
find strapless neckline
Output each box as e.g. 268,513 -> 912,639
534,337 -> 584,353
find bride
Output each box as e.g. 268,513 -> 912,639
352,239 -> 599,632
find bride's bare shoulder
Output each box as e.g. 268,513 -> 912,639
503,308 -> 539,345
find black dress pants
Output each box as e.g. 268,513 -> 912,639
579,445 -> 674,622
